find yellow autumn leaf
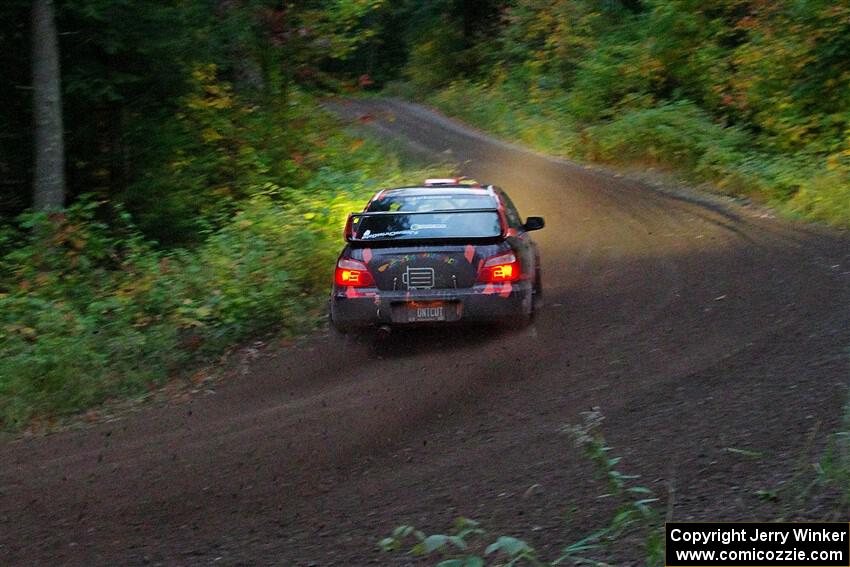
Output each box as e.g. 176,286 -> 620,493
201,128 -> 223,142
826,154 -> 842,170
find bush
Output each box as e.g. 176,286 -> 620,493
583,101 -> 749,173
0,188 -> 362,428
429,83 -> 581,156
0,101 -> 435,429
785,170 -> 850,227
565,39 -> 663,123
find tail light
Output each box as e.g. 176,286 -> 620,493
335,257 -> 374,287
477,252 -> 521,283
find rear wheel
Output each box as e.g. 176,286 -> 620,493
514,286 -> 535,329
330,319 -> 348,335
330,318 -> 365,353
532,265 -> 543,313
328,301 -> 352,338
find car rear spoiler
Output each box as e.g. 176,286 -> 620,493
344,208 -> 505,242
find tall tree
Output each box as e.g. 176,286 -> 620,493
31,0 -> 65,210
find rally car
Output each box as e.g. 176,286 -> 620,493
329,178 -> 544,331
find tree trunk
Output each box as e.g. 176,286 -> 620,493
216,0 -> 266,93
32,0 -> 65,211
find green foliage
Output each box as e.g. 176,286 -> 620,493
785,170 -> 850,227
300,0 -> 386,62
379,410 -> 663,566
124,64 -> 420,246
727,1 -> 850,153
430,83 -> 581,156
381,0 -> 850,228
564,39 -> 662,123
561,409 -> 664,566
406,31 -> 466,91
123,64 -> 304,245
498,0 -> 636,95
379,517 -> 542,566
386,0 -> 507,91
0,96 -> 429,429
582,101 -> 749,174
817,394 -> 850,506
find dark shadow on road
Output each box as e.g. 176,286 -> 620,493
345,323 -> 514,359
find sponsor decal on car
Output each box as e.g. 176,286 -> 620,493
402,266 -> 435,290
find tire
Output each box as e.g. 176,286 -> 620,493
532,266 -> 543,313
329,317 -> 363,353
328,300 -> 351,335
515,288 -> 535,329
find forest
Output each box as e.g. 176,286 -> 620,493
1,0 -> 848,427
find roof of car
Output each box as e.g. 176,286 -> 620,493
375,186 -> 495,198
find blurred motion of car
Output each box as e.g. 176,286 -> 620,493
329,178 -> 544,332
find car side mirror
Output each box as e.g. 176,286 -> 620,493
523,216 -> 545,231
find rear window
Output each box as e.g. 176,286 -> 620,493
368,193 -> 496,212
350,210 -> 502,242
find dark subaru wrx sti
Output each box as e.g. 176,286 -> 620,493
329,179 -> 544,331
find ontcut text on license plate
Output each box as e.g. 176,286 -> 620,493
416,306 -> 443,318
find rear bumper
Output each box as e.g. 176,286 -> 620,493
330,281 -> 532,329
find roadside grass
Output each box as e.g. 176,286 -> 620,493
0,94 -> 446,431
418,82 -> 850,229
380,386 -> 850,566
777,392 -> 850,520
817,401 -> 850,510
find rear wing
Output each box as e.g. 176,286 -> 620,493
344,208 -> 506,243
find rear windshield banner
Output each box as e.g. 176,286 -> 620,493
350,211 -> 502,242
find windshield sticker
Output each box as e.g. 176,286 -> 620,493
359,225 -> 449,240
410,223 -> 447,230
361,229 -> 417,240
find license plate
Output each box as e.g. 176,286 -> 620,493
391,301 -> 460,323
408,302 -> 445,322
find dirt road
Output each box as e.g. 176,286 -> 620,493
1,99 -> 848,566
